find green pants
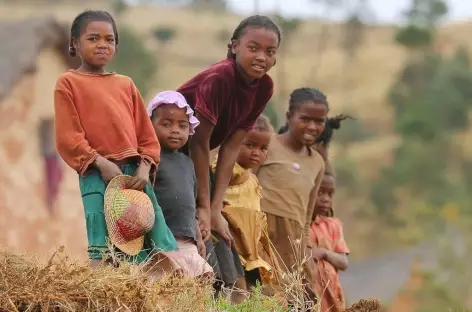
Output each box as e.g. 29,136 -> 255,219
79,163 -> 177,262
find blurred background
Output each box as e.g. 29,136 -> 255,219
1,0 -> 472,310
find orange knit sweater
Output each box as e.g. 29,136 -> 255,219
54,70 -> 160,175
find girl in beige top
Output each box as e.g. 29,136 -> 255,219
256,88 -> 328,301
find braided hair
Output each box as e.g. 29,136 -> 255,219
227,15 -> 281,59
278,88 -> 328,134
69,10 -> 119,57
316,114 -> 354,147
254,114 -> 274,132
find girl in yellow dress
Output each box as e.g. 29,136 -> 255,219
211,115 -> 282,297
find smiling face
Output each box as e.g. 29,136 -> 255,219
287,101 -> 328,148
73,20 -> 116,72
151,104 -> 190,151
237,129 -> 271,170
231,27 -> 279,82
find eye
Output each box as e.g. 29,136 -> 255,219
248,46 -> 257,52
267,50 -> 276,56
108,38 -> 115,43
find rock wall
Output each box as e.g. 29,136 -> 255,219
0,47 -> 87,261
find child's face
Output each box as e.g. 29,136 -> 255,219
75,21 -> 116,69
232,27 -> 279,81
287,102 -> 327,147
151,104 -> 190,151
315,175 -> 335,216
237,130 -> 271,170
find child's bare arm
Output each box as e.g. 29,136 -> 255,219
189,114 -> 214,241
211,129 -> 248,211
195,219 -> 206,257
324,251 -> 348,271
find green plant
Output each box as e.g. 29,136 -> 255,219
263,100 -> 280,129
210,284 -> 287,311
153,26 -> 177,44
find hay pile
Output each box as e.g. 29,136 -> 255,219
0,247 -> 212,311
344,299 -> 383,312
0,247 -> 382,312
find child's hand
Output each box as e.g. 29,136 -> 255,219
197,208 -> 211,242
211,208 -> 232,248
96,156 -> 122,183
311,247 -> 327,261
196,236 -> 206,258
128,160 -> 151,190
195,220 -> 207,257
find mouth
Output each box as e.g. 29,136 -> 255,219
303,133 -> 316,142
249,158 -> 260,164
251,64 -> 265,72
168,137 -> 181,143
318,206 -> 331,213
95,52 -> 108,57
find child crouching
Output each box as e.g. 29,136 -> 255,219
147,91 -> 213,278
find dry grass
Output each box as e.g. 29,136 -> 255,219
0,245 -> 382,311
0,247 -> 212,311
344,299 -> 383,312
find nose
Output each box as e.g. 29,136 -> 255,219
251,149 -> 261,157
255,51 -> 266,62
306,120 -> 317,132
97,39 -> 108,48
320,193 -> 330,203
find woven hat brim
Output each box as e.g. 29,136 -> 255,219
104,175 -> 145,256
114,237 -> 145,257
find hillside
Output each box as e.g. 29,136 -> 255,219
2,0 -> 472,258
3,2 -> 472,165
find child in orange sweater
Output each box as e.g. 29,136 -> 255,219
54,10 -> 177,267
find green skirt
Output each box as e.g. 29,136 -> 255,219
79,163 -> 177,262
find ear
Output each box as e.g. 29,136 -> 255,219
72,38 -> 79,50
285,110 -> 292,121
231,39 -> 238,55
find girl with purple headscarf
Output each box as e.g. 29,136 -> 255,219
147,91 -> 213,278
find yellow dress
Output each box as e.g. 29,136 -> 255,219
211,160 -> 282,285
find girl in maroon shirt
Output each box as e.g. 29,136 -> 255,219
177,15 -> 280,302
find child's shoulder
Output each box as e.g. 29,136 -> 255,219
309,147 -> 325,168
328,217 -> 344,228
55,71 -> 133,88
258,74 -> 273,89
192,58 -> 236,87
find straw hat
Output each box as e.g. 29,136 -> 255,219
104,175 -> 155,256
